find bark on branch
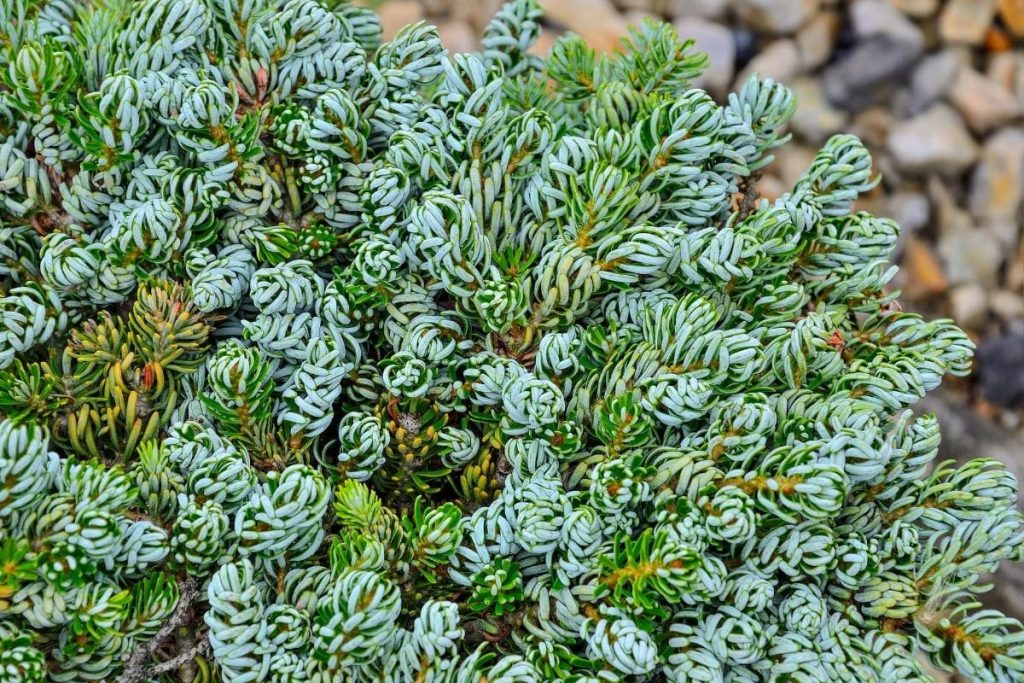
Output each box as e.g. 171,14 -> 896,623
118,576 -> 202,683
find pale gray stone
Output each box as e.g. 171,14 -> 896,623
733,0 -> 819,34
949,67 -> 1023,134
888,105 -> 978,175
734,39 -> 802,87
789,77 -> 848,144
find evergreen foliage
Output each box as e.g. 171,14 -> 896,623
0,0 -> 1021,681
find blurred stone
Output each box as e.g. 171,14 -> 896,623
528,27 -> 559,57
1010,241 -> 1024,293
795,11 -> 840,71
541,0 -> 630,52
991,290 -> 1024,321
378,0 -> 424,41
733,0 -> 819,35
889,0 -> 939,18
948,67 -> 1022,134
772,142 -> 817,188
886,191 -> 931,236
987,219 -> 1021,254
420,0 -> 449,15
789,77 -> 848,144
615,0 -> 656,11
849,106 -> 893,149
735,38 -> 802,86
675,17 -> 734,96
970,128 -> 1024,226
851,0 -> 924,48
939,223 -> 1004,288
987,52 -> 1024,107
999,0 -> 1024,37
1001,409 -> 1022,431
930,174 -> 1005,288
951,282 -> 989,329
901,236 -> 948,300
888,105 -> 978,175
623,9 -> 659,25
938,0 -> 999,44
452,0 -> 503,30
977,334 -> 1024,407
757,174 -> 786,201
437,21 -> 478,54
671,0 -> 728,20
853,189 -> 886,217
909,50 -> 962,113
732,26 -> 759,66
985,25 -> 1015,52
822,36 -> 922,109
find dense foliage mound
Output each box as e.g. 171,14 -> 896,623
1,0 -> 1022,681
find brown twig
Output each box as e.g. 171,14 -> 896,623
118,576 -> 200,683
733,171 -> 762,222
146,634 -> 211,678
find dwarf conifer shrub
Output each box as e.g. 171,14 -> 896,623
1,0 -> 1022,681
